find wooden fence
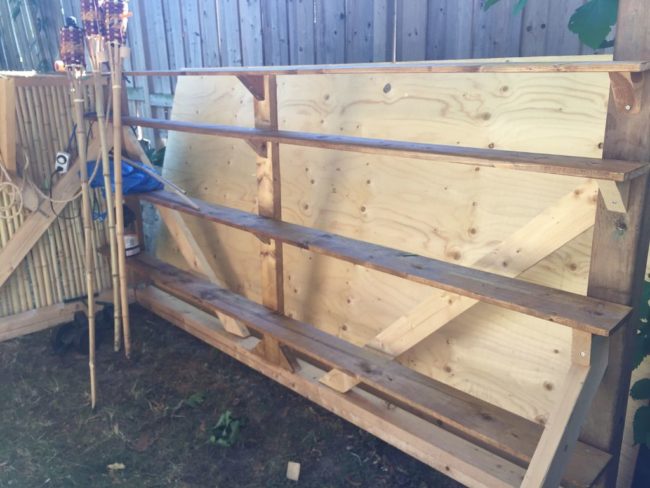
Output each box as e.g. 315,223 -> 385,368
1,1 -> 612,125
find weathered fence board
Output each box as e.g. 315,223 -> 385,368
0,0 -> 614,143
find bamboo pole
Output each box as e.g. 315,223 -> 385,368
57,217 -> 81,298
71,74 -> 97,408
67,205 -> 86,296
109,42 -> 131,358
0,192 -> 19,313
92,66 -> 121,351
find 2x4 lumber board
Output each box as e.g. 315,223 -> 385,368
121,129 -> 250,338
130,258 -> 610,488
323,180 -> 599,392
0,301 -> 85,342
124,59 -> 650,77
0,288 -> 124,343
119,116 -> 649,182
0,76 -> 16,173
134,286 -> 526,488
522,335 -> 609,488
583,1 -> 650,485
252,74 -> 290,368
371,180 -> 599,355
140,190 -> 631,337
0,139 -> 100,290
0,73 -> 106,88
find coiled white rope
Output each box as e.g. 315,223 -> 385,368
0,149 -> 24,220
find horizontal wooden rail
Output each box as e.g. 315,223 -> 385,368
129,255 -> 611,487
124,60 -> 650,77
139,190 -> 631,336
117,116 -> 649,182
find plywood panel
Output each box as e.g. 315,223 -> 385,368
158,55 -> 611,424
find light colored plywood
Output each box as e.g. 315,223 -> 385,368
158,56 -> 612,428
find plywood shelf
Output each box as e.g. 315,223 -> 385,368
124,59 -> 650,77
139,190 -> 631,337
117,116 -> 650,182
129,256 -> 611,488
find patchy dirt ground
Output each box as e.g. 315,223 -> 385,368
0,305 -> 460,488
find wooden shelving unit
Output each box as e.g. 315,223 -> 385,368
115,50 -> 650,488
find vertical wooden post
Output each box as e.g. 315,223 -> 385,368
252,75 -> 292,370
0,77 -> 16,174
584,2 -> 650,486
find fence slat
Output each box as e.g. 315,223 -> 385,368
520,0 -> 551,57
199,0 -> 220,67
314,0 -> 345,64
163,0 -> 188,71
426,0 -> 447,60
183,0 -> 204,68
396,0 -> 428,61
238,0 -> 264,66
545,0 -> 584,56
218,0 -> 243,66
372,0 -> 391,62
471,0 -> 523,58
261,0 -> 290,65
287,0 -> 315,64
346,0 -> 374,62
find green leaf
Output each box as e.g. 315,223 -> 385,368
209,410 -> 242,448
633,406 -> 650,446
185,392 -> 206,408
11,4 -> 21,19
513,0 -> 529,14
632,379 -> 650,400
484,0 -> 528,13
568,0 -> 618,49
483,0 -> 501,11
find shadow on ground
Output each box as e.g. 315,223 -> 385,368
0,305 -> 460,488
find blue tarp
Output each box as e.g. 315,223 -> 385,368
86,158 -> 163,194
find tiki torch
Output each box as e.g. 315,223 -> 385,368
59,19 -> 98,408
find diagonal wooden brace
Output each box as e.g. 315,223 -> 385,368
122,129 -> 250,338
0,139 -> 101,290
321,181 -> 599,393
521,333 -> 609,487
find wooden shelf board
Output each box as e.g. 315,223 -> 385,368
139,190 -> 631,337
118,116 -> 649,182
136,286 -> 526,488
124,60 -> 650,77
129,258 -> 611,488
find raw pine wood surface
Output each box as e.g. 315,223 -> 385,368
120,115 -> 648,182
130,257 -> 610,488
142,189 -> 630,337
135,286 -> 526,488
582,2 -> 650,485
126,59 -> 650,77
157,56 -> 610,428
